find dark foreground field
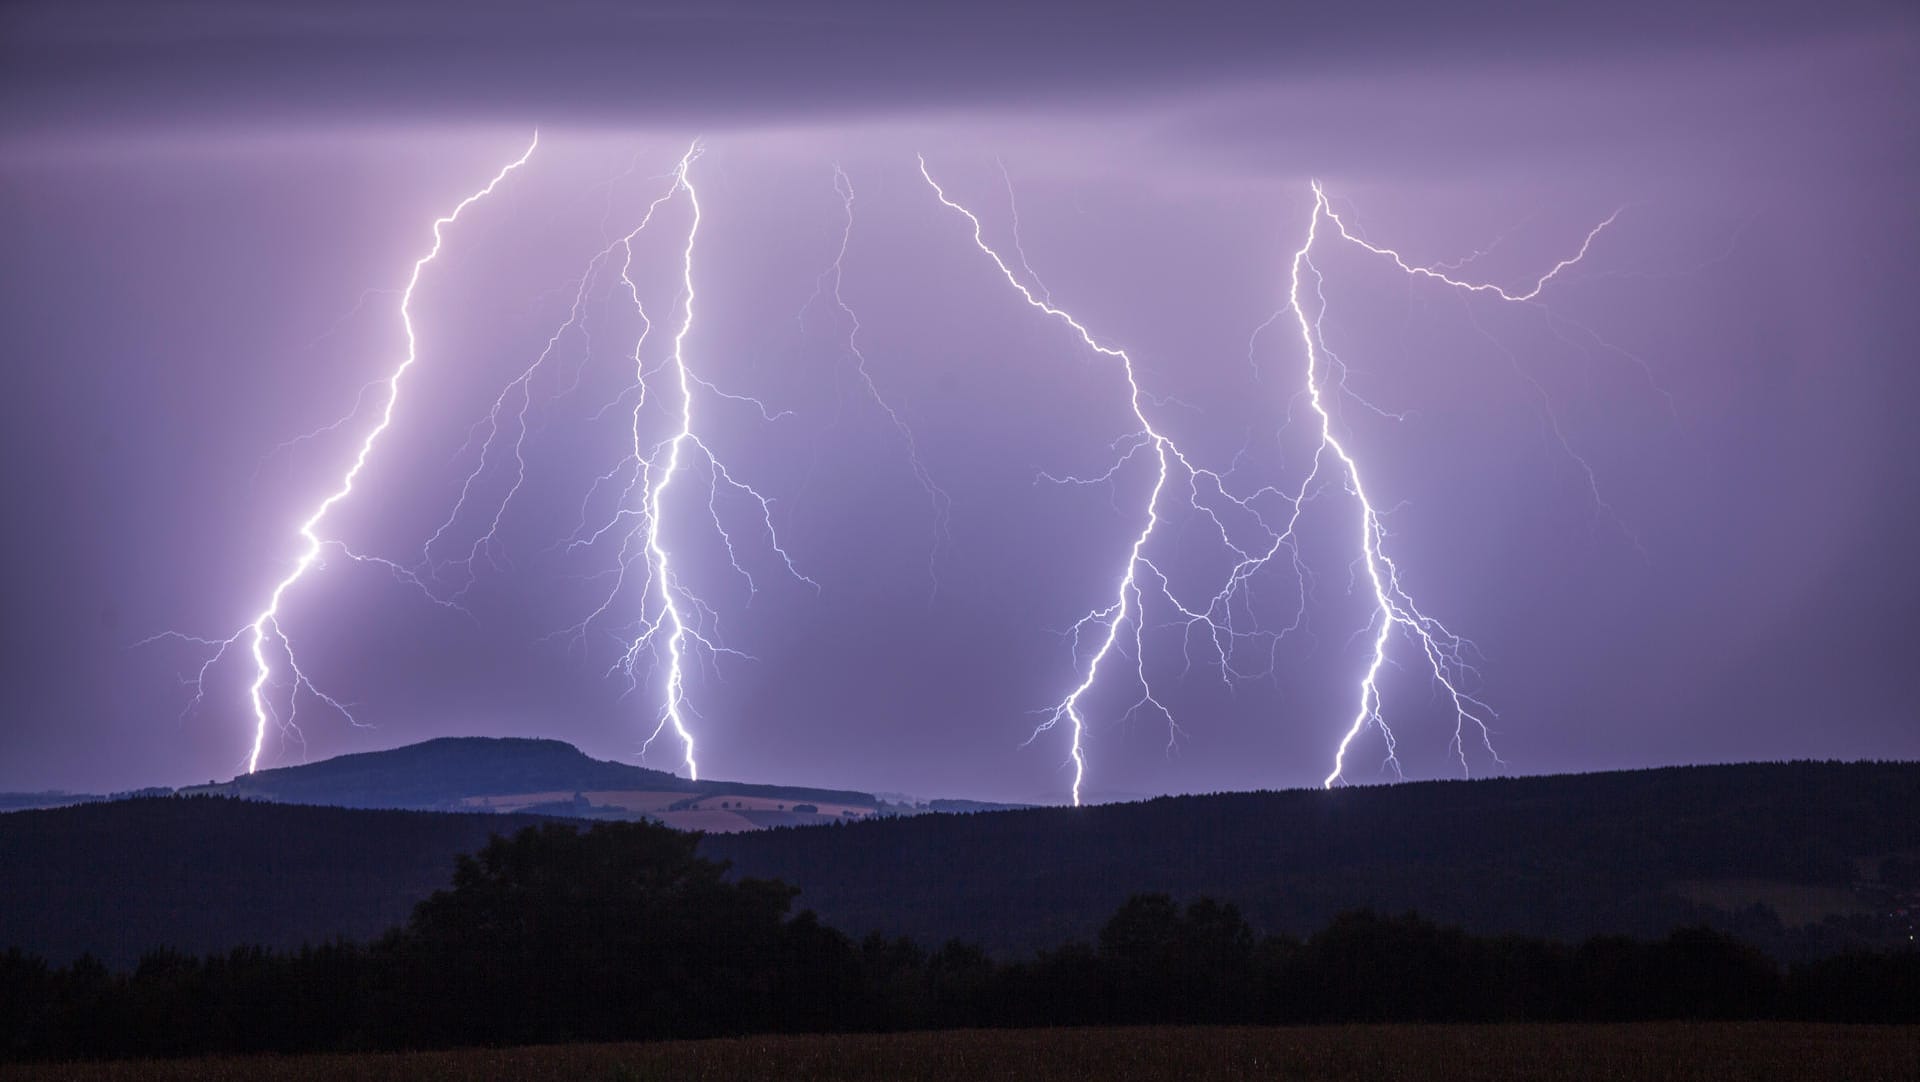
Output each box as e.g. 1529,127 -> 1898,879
6,1024 -> 1915,1081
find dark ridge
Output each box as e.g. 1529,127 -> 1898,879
0,796 -> 549,968
702,760 -> 1920,958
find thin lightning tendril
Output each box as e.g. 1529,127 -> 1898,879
419,238 -> 619,598
808,166 -> 952,598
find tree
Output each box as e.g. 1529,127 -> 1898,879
395,820 -> 801,1044
1097,893 -> 1257,1023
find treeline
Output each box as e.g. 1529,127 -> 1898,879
3,820 -> 1916,1062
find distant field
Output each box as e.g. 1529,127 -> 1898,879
579,790 -> 710,813
7,1023 -> 1916,1081
1672,878 -> 1877,926
679,793 -> 874,818
451,789 -> 877,831
653,808 -> 760,832
456,790 -> 584,812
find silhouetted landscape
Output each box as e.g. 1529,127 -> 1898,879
8,741 -> 1918,1069
3,746 -> 1916,1070
2,810 -> 1917,1065
5,742 -> 1914,972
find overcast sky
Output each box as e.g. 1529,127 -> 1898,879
2,1 -> 1915,802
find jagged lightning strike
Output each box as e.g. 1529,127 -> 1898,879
541,142 -> 814,780
150,135 -> 538,773
407,143 -> 810,781
921,156 -> 1289,806
1291,183 -> 1620,787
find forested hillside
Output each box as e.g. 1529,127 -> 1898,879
706,761 -> 1920,958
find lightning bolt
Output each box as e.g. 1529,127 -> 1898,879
921,156 -> 1286,806
553,141 -> 813,780
801,165 -> 952,598
1286,182 -> 1620,788
146,135 -> 538,773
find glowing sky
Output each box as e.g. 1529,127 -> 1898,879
1,1 -> 1915,802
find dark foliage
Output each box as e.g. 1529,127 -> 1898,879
2,819 -> 1916,1063
384,821 -> 803,1045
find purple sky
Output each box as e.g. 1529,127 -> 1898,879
2,2 -> 1916,803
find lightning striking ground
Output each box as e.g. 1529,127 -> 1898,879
1284,183 -> 1619,787
922,156 -> 1287,806
401,144 -> 812,780
551,142 -> 814,780
153,136 -> 538,772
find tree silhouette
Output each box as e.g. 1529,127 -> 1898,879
395,820 -> 803,1043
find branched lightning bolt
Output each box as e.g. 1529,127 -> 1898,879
921,156 -> 1287,806
1285,182 -> 1620,787
149,136 -> 538,773
554,142 -> 813,780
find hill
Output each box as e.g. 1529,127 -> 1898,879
3,761 -> 1915,968
183,736 -> 884,832
4,737 -> 1011,833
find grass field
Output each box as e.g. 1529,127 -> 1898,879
6,1024 -> 1916,1081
